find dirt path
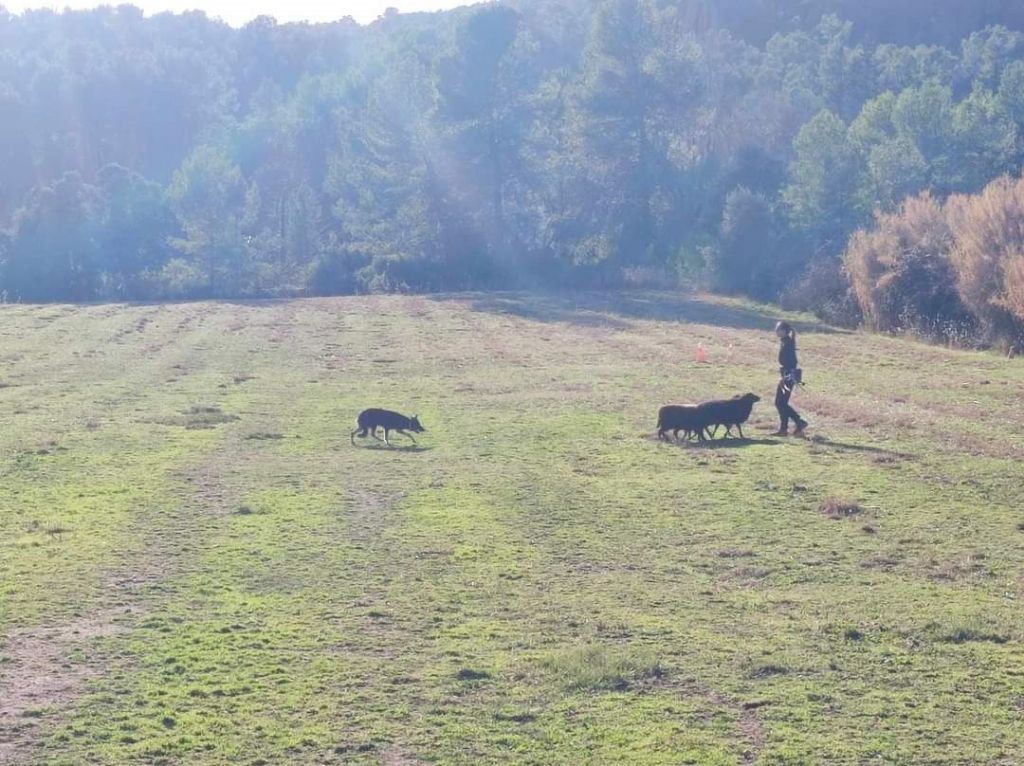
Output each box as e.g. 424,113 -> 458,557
0,611 -> 128,765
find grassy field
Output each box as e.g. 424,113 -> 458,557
0,292 -> 1022,765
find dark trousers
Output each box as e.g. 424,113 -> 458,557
775,379 -> 802,430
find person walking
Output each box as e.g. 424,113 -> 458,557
774,320 -> 808,437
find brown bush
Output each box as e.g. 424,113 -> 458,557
843,193 -> 965,336
947,175 -> 1024,347
842,175 -> 1024,348
1004,254 -> 1024,326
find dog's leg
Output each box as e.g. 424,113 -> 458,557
383,429 -> 392,447
368,427 -> 383,442
397,429 -> 417,445
736,424 -> 745,439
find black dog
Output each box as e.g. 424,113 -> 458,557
351,409 -> 425,447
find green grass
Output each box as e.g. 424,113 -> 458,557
1,292 -> 1022,765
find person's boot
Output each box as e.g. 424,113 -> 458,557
793,418 -> 809,437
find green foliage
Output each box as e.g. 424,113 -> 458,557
873,44 -> 957,93
860,137 -> 929,211
783,110 -> 861,239
997,60 -> 1024,124
3,172 -> 104,302
2,4 -> 1024,304
960,26 -> 1024,89
167,146 -> 254,296
713,186 -> 781,297
890,83 -> 955,164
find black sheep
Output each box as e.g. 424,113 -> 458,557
657,404 -> 708,442
697,393 -> 761,440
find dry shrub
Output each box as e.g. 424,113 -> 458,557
779,257 -> 862,328
818,497 -> 863,519
843,193 -> 966,336
947,175 -> 1024,348
1004,255 -> 1024,322
842,175 -> 1024,348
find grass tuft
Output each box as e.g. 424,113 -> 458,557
818,497 -> 863,519
750,664 -> 789,679
541,644 -> 665,692
939,627 -> 1009,645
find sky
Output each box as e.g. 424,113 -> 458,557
1,0 -> 475,25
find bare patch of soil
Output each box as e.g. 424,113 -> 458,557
0,610 -> 127,765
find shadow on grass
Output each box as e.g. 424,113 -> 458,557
695,437 -> 782,449
357,444 -> 434,453
455,291 -> 848,335
651,435 -> 782,449
809,437 -> 911,458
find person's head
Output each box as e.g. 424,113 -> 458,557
775,320 -> 794,340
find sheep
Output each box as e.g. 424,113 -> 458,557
657,404 -> 709,443
697,393 -> 761,440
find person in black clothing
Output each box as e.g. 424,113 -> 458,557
774,320 -> 808,436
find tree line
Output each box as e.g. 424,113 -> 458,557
1,0 -> 1023,341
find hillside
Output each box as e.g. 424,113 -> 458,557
3,1 -> 1024,308
1,293 -> 1022,764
